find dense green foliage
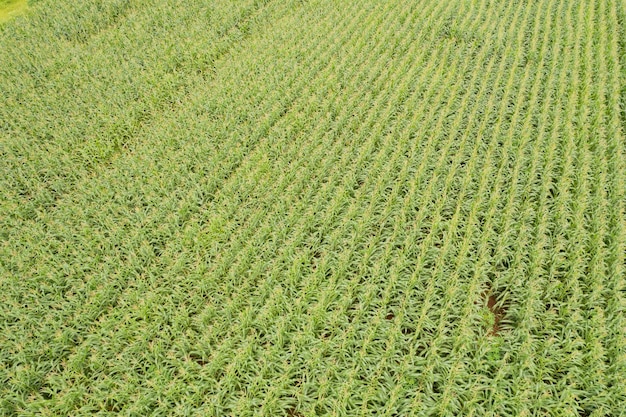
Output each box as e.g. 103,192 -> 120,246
1,0 -> 625,415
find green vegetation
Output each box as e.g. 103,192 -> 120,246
1,0 -> 625,415
0,0 -> 27,23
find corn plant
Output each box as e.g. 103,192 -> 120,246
1,0 -> 625,415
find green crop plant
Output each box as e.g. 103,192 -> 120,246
1,0 -> 625,415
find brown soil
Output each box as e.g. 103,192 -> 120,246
486,293 -> 506,336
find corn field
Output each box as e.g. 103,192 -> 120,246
1,0 -> 625,415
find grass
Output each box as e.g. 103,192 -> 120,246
0,0 -> 625,415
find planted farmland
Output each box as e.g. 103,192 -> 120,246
1,0 -> 625,415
